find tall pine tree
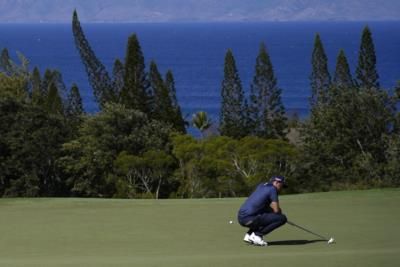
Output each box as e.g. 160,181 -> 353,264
51,70 -> 67,100
66,83 -> 84,117
31,67 -> 42,105
165,70 -> 186,133
333,49 -> 354,88
120,34 -> 151,113
149,61 -> 176,127
310,33 -> 331,106
41,69 -> 53,98
356,26 -> 379,89
248,43 -> 287,139
219,49 -> 246,139
66,83 -> 84,136
45,82 -> 63,115
0,48 -> 12,75
267,83 -> 287,139
112,59 -> 125,101
72,10 -> 115,107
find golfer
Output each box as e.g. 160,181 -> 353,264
237,175 -> 287,246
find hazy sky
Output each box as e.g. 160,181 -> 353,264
0,0 -> 398,22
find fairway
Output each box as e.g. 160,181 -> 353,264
0,189 -> 399,267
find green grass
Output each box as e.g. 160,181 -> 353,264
0,189 -> 399,266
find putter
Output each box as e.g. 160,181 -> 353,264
287,220 -> 335,244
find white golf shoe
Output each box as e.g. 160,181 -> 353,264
249,233 -> 268,246
243,233 -> 252,244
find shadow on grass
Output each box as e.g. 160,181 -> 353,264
268,239 -> 326,246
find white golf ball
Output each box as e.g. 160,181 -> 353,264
328,237 -> 335,244
229,220 -> 233,224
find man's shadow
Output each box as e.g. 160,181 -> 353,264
268,239 -> 326,246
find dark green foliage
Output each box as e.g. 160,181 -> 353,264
233,136 -> 298,192
65,83 -> 84,139
0,22 -> 398,199
165,70 -> 186,133
114,149 -> 176,199
45,82 -> 64,115
72,10 -> 115,107
120,34 -> 151,113
41,69 -> 53,97
300,86 -> 397,190
248,43 -> 287,139
38,69 -> 69,113
0,50 -> 31,100
333,49 -> 354,88
66,83 -> 84,117
51,70 -> 67,99
30,67 -> 42,105
219,49 -> 246,139
59,103 -> 173,197
149,61 -> 186,133
41,69 -> 66,99
172,134 -> 239,198
0,98 -> 68,197
310,34 -> 331,106
149,60 -> 168,118
0,73 -> 28,100
356,26 -> 379,89
267,86 -> 287,139
0,48 -> 12,75
112,59 -> 125,100
383,133 -> 400,186
165,71 -> 178,109
0,49 -> 30,78
171,134 -> 298,198
71,10 -> 185,130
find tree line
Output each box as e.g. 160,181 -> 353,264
218,26 -> 400,192
0,11 -> 399,198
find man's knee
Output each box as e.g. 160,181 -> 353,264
279,214 -> 287,225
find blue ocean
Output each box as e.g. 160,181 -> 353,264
0,22 -> 399,120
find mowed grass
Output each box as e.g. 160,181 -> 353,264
0,189 -> 399,267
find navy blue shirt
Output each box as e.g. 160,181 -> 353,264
238,183 -> 279,218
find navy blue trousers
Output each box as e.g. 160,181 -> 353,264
239,213 -> 287,237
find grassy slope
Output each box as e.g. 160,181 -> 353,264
0,189 -> 399,267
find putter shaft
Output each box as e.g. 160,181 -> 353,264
287,220 -> 328,240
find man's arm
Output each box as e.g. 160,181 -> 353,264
270,201 -> 282,214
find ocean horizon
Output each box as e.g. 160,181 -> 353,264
0,21 -> 399,121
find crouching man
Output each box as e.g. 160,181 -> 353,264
237,175 -> 288,246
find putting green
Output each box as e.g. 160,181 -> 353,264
0,189 -> 399,266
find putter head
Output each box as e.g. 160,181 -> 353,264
327,237 -> 335,244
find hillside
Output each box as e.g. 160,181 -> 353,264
0,0 -> 398,22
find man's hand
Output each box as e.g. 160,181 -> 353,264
270,201 -> 282,214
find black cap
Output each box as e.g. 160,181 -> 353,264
270,175 -> 288,188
